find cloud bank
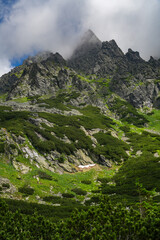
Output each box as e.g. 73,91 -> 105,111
0,0 -> 160,76
86,0 -> 160,59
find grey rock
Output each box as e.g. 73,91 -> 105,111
125,48 -> 143,62
13,160 -> 31,174
58,162 -> 77,173
17,135 -> 26,144
0,177 -> 17,194
98,155 -> 112,167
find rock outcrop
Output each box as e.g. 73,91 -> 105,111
69,30 -> 160,108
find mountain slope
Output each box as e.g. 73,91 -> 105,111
0,30 -> 160,206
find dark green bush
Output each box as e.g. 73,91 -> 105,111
2,183 -> 10,188
9,144 -> 16,149
120,125 -> 130,132
147,111 -> 154,115
58,155 -> 65,163
92,189 -> 101,193
43,196 -> 61,203
62,193 -> 74,198
72,188 -> 87,196
38,171 -> 52,180
0,106 -> 12,111
153,195 -> 160,202
43,195 -> 81,207
97,177 -> 110,183
85,196 -> 100,205
18,186 -> 34,195
81,180 -> 92,185
0,143 -> 5,153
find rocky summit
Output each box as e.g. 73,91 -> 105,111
0,30 -> 160,206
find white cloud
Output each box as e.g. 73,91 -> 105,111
0,0 -> 160,76
0,0 -> 87,63
84,0 -> 160,59
0,0 -> 87,76
0,58 -> 12,76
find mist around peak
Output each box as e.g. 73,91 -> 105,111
0,0 -> 160,76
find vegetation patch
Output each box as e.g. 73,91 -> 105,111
101,152 -> 160,198
62,193 -> 74,198
108,97 -> 148,127
72,188 -> 87,196
9,143 -> 17,150
79,105 -> 114,129
39,105 -> 114,130
1,197 -> 85,220
0,142 -> 5,153
0,197 -> 160,239
145,109 -> 160,131
14,97 -> 29,103
93,132 -> 129,163
12,69 -> 24,78
85,195 -> 100,205
2,183 -> 10,188
25,123 -> 75,155
58,154 -> 66,163
16,155 -> 30,165
51,125 -> 93,151
37,91 -> 80,110
43,195 -> 81,206
0,106 -> 12,111
43,196 -> 61,203
125,131 -> 160,155
0,110 -> 30,136
38,170 -> 52,180
97,177 -> 110,183
81,180 -> 92,185
18,185 -> 35,195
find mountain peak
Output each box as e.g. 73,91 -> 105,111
125,48 -> 143,61
23,51 -> 66,66
81,29 -> 101,45
69,29 -> 101,60
101,39 -> 124,57
23,51 -> 53,65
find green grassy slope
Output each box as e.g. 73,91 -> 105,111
0,90 -> 160,212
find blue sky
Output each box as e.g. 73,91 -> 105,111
0,0 -> 17,22
10,55 -> 30,67
0,0 -> 160,76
